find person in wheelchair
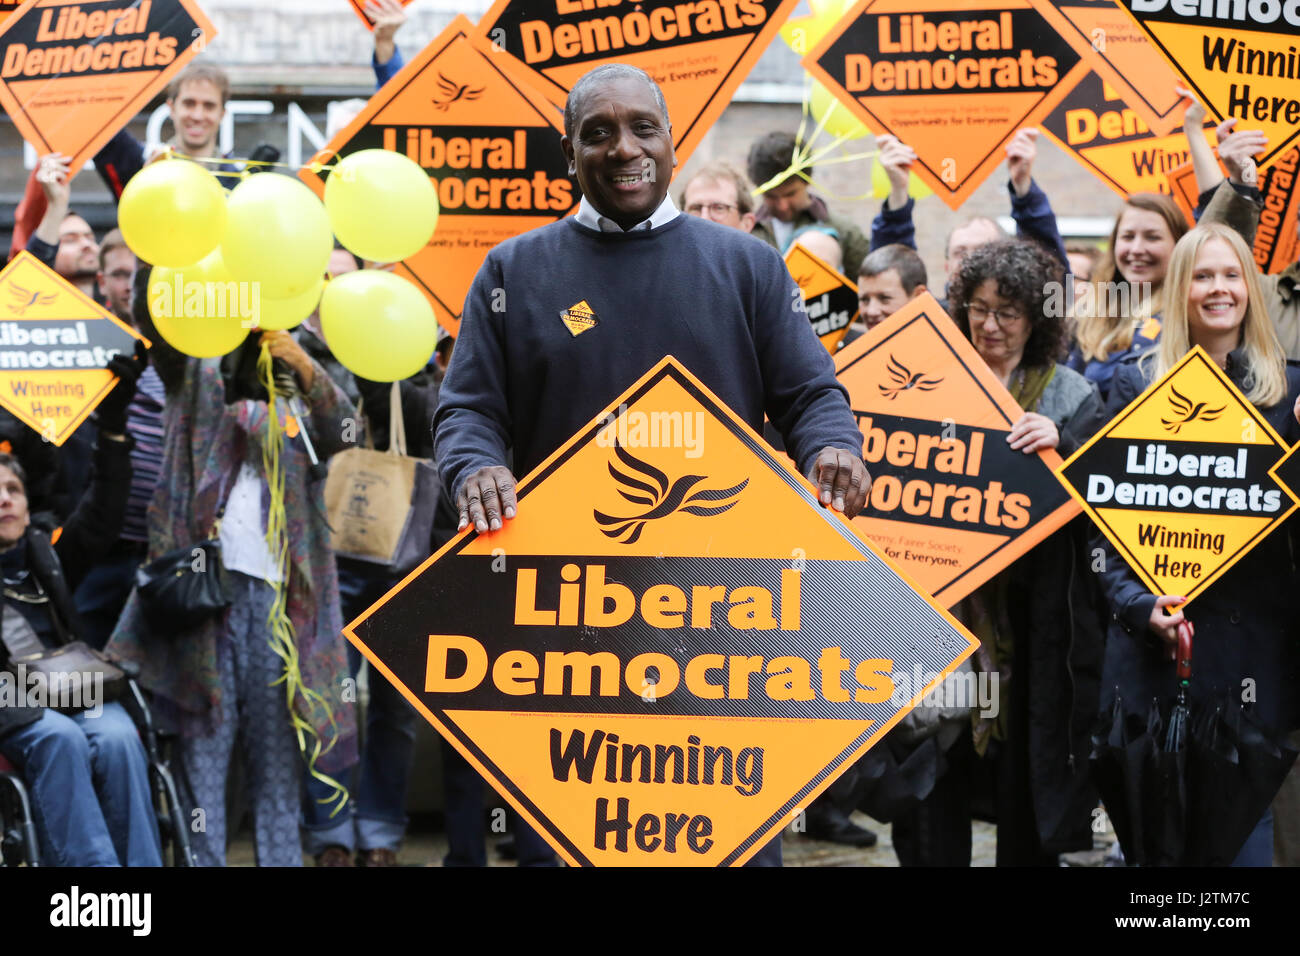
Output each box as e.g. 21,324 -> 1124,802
0,349 -> 162,866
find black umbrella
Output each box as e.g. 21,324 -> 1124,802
1090,622 -> 1297,866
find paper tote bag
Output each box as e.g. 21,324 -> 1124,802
325,383 -> 438,574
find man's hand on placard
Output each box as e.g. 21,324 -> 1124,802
877,134 -> 916,211
366,0 -> 407,66
1005,128 -> 1038,198
36,153 -> 72,210
807,447 -> 870,518
1217,121 -> 1268,187
458,464 -> 518,532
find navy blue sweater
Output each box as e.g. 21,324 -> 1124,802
434,214 -> 863,500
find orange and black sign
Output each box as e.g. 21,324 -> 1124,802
299,15 -> 578,338
0,0 -> 23,28
346,0 -> 414,30
803,0 -> 1085,210
1059,346 -> 1297,607
1026,0 -> 1185,136
0,251 -> 147,445
472,0 -> 801,169
1167,148 -> 1299,275
0,0 -> 216,171
1115,0 -> 1300,171
784,243 -> 857,354
1040,70 -> 1215,199
345,356 -> 977,866
834,293 -> 1079,606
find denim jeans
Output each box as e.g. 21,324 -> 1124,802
0,702 -> 162,866
302,561 -> 418,855
1231,807 -> 1274,867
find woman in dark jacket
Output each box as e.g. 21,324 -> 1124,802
892,239 -> 1110,866
0,352 -> 162,865
1097,222 -> 1300,866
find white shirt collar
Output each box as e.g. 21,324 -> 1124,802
575,194 -> 679,232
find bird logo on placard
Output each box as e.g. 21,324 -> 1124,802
431,73 -> 484,111
879,354 -> 943,400
594,442 -> 748,544
1161,385 -> 1225,434
5,283 -> 56,316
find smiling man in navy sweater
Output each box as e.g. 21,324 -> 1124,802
433,64 -> 871,867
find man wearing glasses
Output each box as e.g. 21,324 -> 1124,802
679,161 -> 756,233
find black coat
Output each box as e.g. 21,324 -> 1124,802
0,436 -> 131,737
1097,354 -> 1300,736
999,375 -> 1112,853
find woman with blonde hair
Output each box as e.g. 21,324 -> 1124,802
1095,222 -> 1300,866
1066,193 -> 1188,399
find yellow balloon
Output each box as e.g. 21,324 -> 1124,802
148,251 -> 249,358
118,158 -> 227,267
325,149 -> 440,264
320,270 -> 437,382
254,280 -> 325,331
221,173 -> 332,299
809,82 -> 871,141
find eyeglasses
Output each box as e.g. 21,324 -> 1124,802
685,202 -> 738,218
966,302 -> 1026,327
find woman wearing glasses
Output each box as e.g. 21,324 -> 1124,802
1095,223 -> 1300,866
891,238 -> 1110,867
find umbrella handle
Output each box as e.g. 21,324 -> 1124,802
1176,621 -> 1193,683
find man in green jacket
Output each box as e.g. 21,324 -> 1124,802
747,131 -> 870,279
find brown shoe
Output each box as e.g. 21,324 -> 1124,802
315,845 -> 355,867
358,848 -> 399,867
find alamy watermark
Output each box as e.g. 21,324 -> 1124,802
596,404 -> 706,459
149,274 -> 263,329
0,665 -> 104,717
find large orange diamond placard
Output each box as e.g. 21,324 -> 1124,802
473,0 -> 802,169
1113,0 -> 1300,171
0,251 -> 147,445
803,0 -> 1086,210
299,15 -> 578,337
1026,0 -> 1185,136
835,293 -> 1080,606
1058,346 -> 1298,608
0,0 -> 216,171
345,357 -> 977,866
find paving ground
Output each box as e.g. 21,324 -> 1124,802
226,814 -> 1051,866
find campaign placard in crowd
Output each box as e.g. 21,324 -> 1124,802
473,0 -> 801,168
0,251 -> 146,445
299,15 -> 578,337
1115,0 -> 1300,171
1040,69 -> 1214,198
1027,0 -> 1185,135
784,242 -> 858,354
0,0 -> 216,170
833,293 -> 1079,607
1058,346 -> 1298,608
803,0 -> 1085,209
345,357 -> 977,866
1166,149 -> 1300,275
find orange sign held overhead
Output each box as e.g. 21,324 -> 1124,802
803,0 -> 1085,210
0,0 -> 216,171
473,0 -> 802,168
1114,0 -> 1300,171
345,356 -> 977,866
346,0 -> 414,30
300,16 -> 578,338
1166,149 -> 1299,274
1040,70 -> 1215,199
0,0 -> 22,28
1026,0 -> 1185,135
1058,346 -> 1297,608
785,243 -> 858,354
0,252 -> 147,445
834,293 -> 1079,606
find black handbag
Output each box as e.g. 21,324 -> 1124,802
135,537 -> 233,635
